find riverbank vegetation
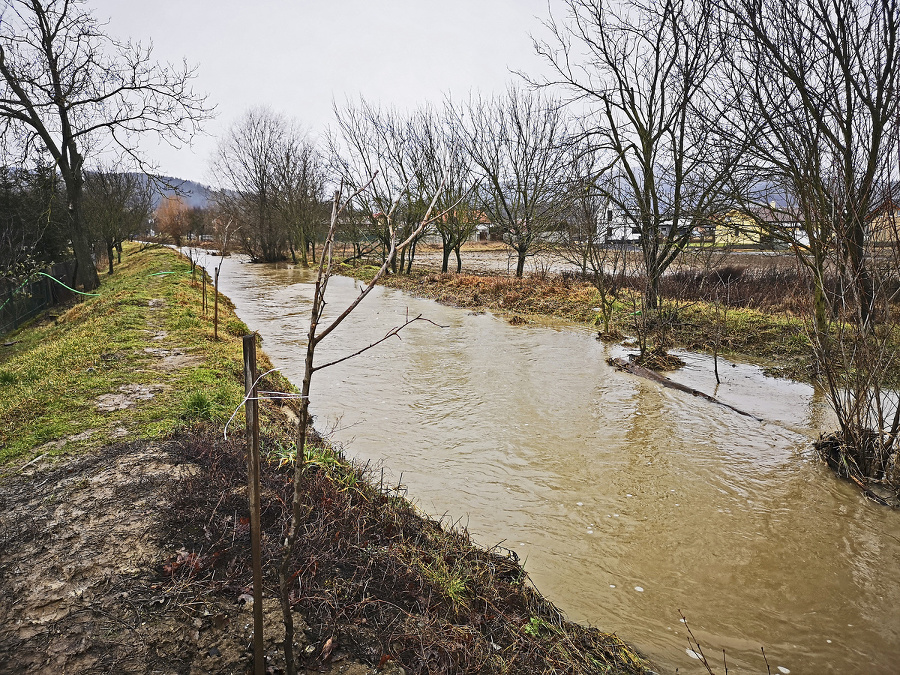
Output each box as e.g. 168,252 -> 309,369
341,256 -> 814,377
0,245 -> 654,673
0,244 -> 251,465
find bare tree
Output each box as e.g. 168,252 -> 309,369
82,165 -> 151,274
212,107 -> 289,262
0,0 -> 211,290
276,177 -> 449,674
413,104 -> 478,273
272,131 -> 327,267
458,86 -> 572,277
723,0 -> 900,331
329,98 -> 430,274
533,0 -> 742,306
721,0 -> 900,487
557,142 -> 611,275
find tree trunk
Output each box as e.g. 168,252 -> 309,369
455,246 -> 462,273
515,249 -> 526,277
288,242 -> 298,265
299,228 -> 309,267
66,177 -> 100,290
646,271 -> 660,310
106,242 -> 114,275
406,236 -> 417,274
812,260 -> 828,337
844,213 -> 873,328
441,240 -> 451,273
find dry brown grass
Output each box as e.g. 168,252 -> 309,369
164,426 -> 654,675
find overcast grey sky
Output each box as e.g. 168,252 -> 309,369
87,0 -> 565,184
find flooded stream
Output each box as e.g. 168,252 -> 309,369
200,252 -> 900,674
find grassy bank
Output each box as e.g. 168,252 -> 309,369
342,265 -> 813,379
0,245 -> 653,674
0,244 -> 262,465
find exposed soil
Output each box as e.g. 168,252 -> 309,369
0,435 -> 404,675
95,383 -> 169,411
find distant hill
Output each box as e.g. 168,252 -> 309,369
140,174 -> 216,210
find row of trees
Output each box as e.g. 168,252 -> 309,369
2,0 -> 895,322
0,162 -> 154,281
0,0 -> 210,290
217,93 -> 575,277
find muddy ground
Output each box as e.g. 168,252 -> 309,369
0,436 -> 394,675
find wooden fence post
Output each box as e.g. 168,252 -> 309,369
214,267 -> 220,339
243,334 -> 265,675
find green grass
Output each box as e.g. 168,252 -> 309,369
0,244 -> 268,466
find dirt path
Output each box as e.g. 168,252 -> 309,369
1,442 -> 191,673
0,437 -> 393,675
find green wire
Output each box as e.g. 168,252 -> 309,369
35,272 -> 101,296
0,276 -> 35,314
0,270 -> 99,317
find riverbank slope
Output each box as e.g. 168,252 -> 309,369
0,245 -> 653,674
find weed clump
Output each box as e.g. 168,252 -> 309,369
183,390 -> 215,421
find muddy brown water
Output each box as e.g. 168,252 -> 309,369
198,252 -> 900,674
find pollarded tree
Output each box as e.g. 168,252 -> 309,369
0,0 -> 211,290
722,0 -> 900,486
533,0 -> 742,307
458,86 -> 572,277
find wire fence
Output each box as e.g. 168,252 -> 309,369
0,260 -> 76,336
